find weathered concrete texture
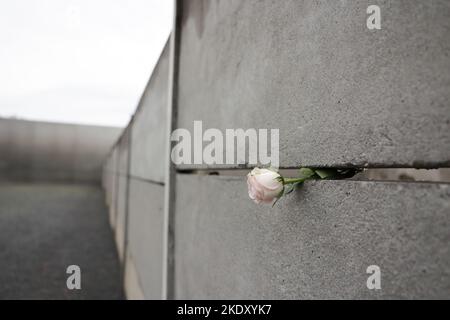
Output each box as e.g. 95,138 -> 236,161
114,130 -> 130,262
124,251 -> 145,299
175,175 -> 450,299
103,149 -> 117,210
0,183 -> 124,299
126,179 -> 165,299
177,0 -> 450,169
115,173 -> 127,262
106,147 -> 119,229
360,168 -> 450,182
117,128 -> 131,176
0,118 -> 121,183
130,40 -> 170,183
103,170 -> 114,209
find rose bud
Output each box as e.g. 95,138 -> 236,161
247,168 -> 284,204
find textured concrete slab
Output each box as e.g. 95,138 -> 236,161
103,150 -> 117,208
177,0 -> 450,169
117,128 -> 130,175
124,251 -> 145,300
127,179 -> 165,299
107,147 -> 119,229
0,183 -> 123,299
115,174 -> 127,263
175,175 -> 450,299
115,132 -> 130,262
130,40 -> 170,183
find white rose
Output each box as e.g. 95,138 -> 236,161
247,168 -> 284,204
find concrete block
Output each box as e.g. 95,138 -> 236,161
175,174 -> 450,299
103,153 -> 117,207
177,0 -> 450,168
117,128 -> 130,175
115,173 -> 127,262
115,132 -> 130,261
108,147 -> 119,229
127,178 -> 165,299
130,40 -> 170,183
124,250 -> 145,300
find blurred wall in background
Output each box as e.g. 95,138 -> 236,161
0,118 -> 121,184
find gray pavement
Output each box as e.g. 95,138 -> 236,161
0,183 -> 124,299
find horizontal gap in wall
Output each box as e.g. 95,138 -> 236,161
177,168 -> 450,184
127,174 -> 164,186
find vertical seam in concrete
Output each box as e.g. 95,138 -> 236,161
162,0 -> 183,300
122,120 -> 134,293
113,145 -> 120,229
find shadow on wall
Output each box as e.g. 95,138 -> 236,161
0,118 -> 122,184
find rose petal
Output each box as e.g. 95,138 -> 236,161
254,171 -> 282,191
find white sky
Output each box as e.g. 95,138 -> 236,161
0,0 -> 173,127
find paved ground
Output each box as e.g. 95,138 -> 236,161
0,183 -> 124,299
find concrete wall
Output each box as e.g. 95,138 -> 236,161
103,40 -> 170,299
174,175 -> 450,299
103,0 -> 450,299
177,0 -> 450,169
0,118 -> 121,184
115,126 -> 131,263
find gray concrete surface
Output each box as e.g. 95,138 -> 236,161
100,0 -> 450,300
115,173 -> 127,262
127,179 -> 165,299
106,148 -> 119,228
130,40 -> 170,184
175,174 -> 450,299
102,39 -> 170,298
115,129 -> 131,262
0,118 -> 121,183
0,183 -> 124,299
177,0 -> 450,169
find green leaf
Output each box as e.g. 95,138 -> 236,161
298,168 -> 315,179
272,185 -> 285,207
277,185 -> 285,198
284,183 -> 295,195
314,169 -> 337,179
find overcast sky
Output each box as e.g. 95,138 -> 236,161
0,0 -> 173,127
